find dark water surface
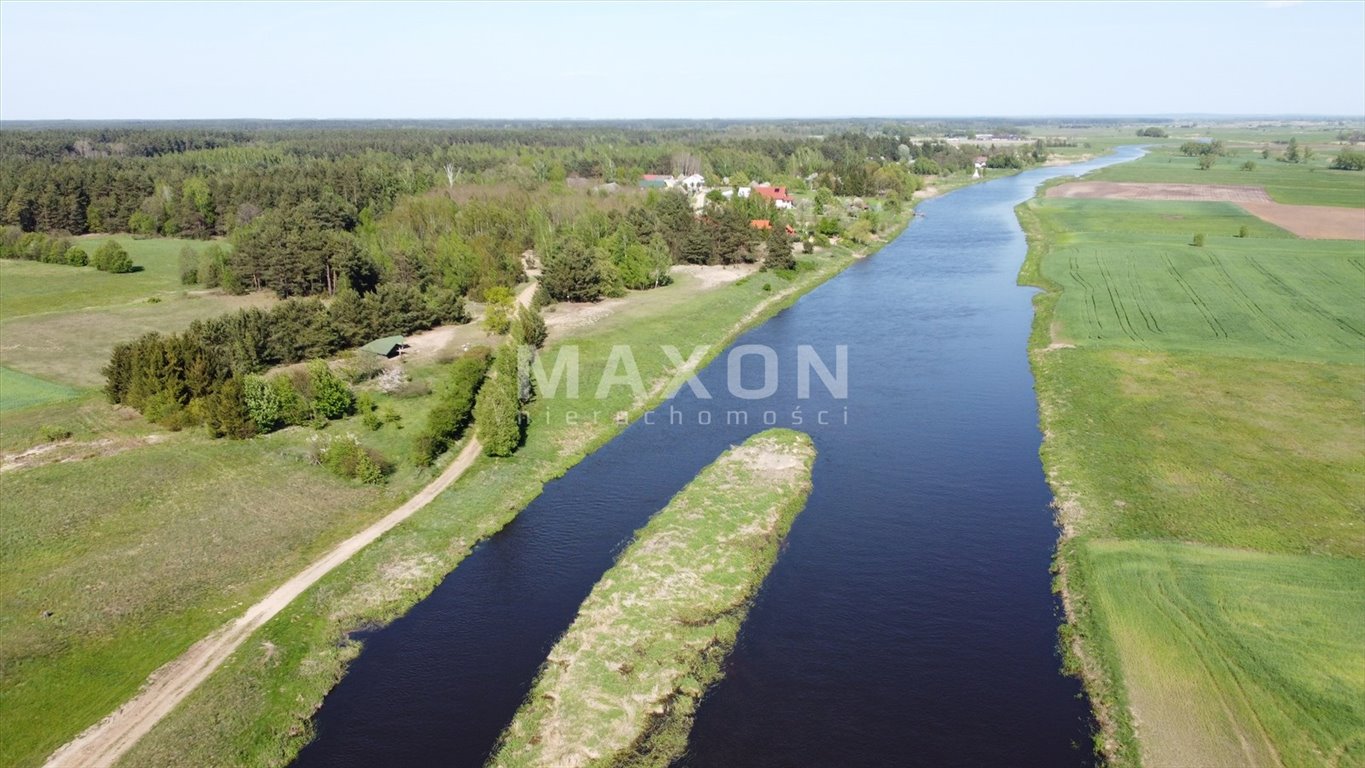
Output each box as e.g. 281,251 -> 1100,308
294,147 -> 1144,768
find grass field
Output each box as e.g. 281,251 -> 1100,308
1036,198 -> 1364,364
1078,540 -> 1365,768
491,429 -> 815,767
1084,146 -> 1365,208
1020,165 -> 1365,766
0,236 -> 225,320
0,237 -> 272,389
0,366 -> 79,412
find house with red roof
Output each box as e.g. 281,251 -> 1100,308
752,184 -> 794,209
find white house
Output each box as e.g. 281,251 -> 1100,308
972,156 -> 988,179
677,173 -> 706,193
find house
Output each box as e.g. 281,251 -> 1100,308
752,184 -> 794,209
972,155 -> 988,179
361,335 -> 407,358
639,174 -> 675,189
677,173 -> 706,193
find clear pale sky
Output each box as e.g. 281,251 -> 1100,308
2,1 -> 1363,120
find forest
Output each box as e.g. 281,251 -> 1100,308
1,121 -> 1048,440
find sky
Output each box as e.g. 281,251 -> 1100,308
2,1 -> 1363,120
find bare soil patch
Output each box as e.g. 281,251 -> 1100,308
670,262 -> 759,289
1047,181 -> 1365,240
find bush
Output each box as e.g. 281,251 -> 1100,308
1238,225 -> 1249,239
39,425 -> 72,442
316,433 -> 390,484
92,240 -> 135,273
1240,161 -> 1257,172
512,304 -> 548,349
483,285 -> 515,334
179,245 -> 199,285
1193,233 -> 1206,247
242,374 -> 282,431
1330,149 -> 1365,171
308,360 -> 355,419
340,354 -> 384,384
65,247 -> 88,267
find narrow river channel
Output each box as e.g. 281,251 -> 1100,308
293,146 -> 1145,767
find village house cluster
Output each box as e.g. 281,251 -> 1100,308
639,173 -> 795,211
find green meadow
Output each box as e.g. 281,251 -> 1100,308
1020,165 -> 1365,767
0,366 -> 79,412
1085,146 -> 1365,207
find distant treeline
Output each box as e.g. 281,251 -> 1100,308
1,124 -> 1028,239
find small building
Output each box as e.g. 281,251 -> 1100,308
972,155 -> 988,179
639,174 -> 675,189
361,335 -> 407,358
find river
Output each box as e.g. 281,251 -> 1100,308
293,146 -> 1145,767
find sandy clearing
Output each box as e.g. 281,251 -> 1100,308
43,281 -> 537,768
1047,181 -> 1365,240
671,262 -> 760,288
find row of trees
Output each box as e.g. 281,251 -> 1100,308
0,227 -> 137,272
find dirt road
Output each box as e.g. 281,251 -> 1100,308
44,281 -> 537,768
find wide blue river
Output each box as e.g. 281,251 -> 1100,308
294,146 -> 1144,767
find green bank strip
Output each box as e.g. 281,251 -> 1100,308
491,429 -> 815,768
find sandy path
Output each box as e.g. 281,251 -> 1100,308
1047,181 -> 1365,240
44,282 -> 537,768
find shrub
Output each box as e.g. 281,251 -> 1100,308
316,434 -> 390,484
307,359 -> 355,419
242,375 -> 283,431
1330,149 -> 1365,171
92,240 -> 135,273
1238,225 -> 1249,238
340,354 -> 384,384
483,285 -> 515,334
1240,161 -> 1257,172
65,247 -> 88,267
512,304 -> 548,349
179,245 -> 199,285
39,425 -> 72,442
1193,233 -> 1206,247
